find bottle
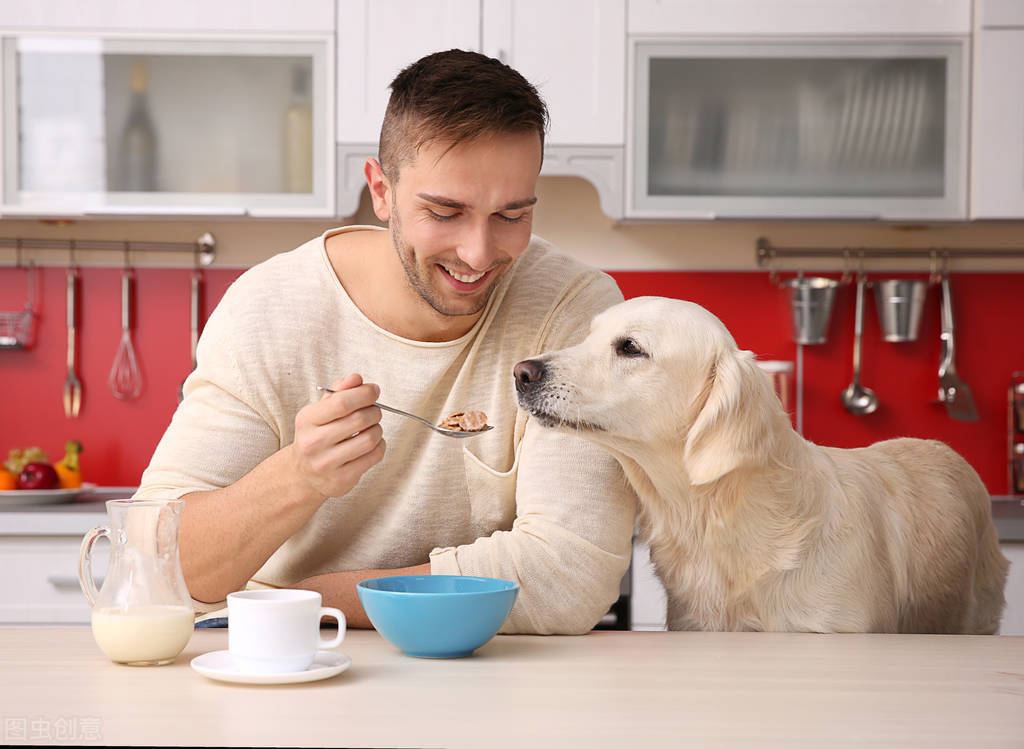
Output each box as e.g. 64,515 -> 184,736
282,65 -> 313,193
1014,443 -> 1024,495
119,61 -> 158,192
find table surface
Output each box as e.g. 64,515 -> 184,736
1,628 -> 1022,748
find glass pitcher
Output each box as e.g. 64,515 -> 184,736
78,499 -> 194,665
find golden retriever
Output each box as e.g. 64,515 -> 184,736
514,296 -> 1008,633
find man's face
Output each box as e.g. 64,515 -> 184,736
383,132 -> 541,318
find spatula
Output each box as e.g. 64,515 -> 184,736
937,275 -> 978,422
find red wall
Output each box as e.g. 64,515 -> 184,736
2,265 -> 1021,494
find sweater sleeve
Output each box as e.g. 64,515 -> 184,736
429,270 -> 638,634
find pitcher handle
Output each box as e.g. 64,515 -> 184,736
78,526 -> 109,607
318,606 -> 346,649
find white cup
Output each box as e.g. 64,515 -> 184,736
227,589 -> 345,674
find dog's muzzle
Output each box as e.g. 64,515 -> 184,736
513,359 -> 547,394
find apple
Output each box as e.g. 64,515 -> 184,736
18,462 -> 60,491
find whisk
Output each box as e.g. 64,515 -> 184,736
108,267 -> 143,399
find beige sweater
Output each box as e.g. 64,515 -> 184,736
136,226 -> 637,634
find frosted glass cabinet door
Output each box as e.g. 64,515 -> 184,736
2,36 -> 333,217
630,40 -> 967,220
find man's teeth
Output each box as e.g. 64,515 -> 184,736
442,266 -> 486,283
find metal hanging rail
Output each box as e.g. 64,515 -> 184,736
0,232 -> 216,267
757,237 -> 1024,268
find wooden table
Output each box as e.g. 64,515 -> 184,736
1,627 -> 1022,748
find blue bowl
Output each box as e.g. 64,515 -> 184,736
357,575 -> 519,658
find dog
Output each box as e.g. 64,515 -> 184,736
514,296 -> 1008,633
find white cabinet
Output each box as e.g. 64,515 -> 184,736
0,509 -> 108,624
630,540 -> 1024,636
336,0 -> 480,145
0,0 -> 336,218
481,0 -> 624,146
999,543 -> 1024,636
969,1 -> 1024,219
335,0 -> 626,217
626,0 -> 970,220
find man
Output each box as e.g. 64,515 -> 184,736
136,50 -> 637,634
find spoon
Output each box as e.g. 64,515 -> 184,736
840,276 -> 879,415
316,386 -> 493,438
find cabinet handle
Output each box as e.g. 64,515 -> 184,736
47,574 -> 101,589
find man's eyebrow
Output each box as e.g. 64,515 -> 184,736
416,193 -> 538,211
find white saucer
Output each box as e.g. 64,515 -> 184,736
190,650 -> 351,685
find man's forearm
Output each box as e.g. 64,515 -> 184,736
296,562 -> 431,629
179,446 -> 325,604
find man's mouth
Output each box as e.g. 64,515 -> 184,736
438,263 -> 490,290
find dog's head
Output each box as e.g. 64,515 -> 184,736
515,296 -> 783,485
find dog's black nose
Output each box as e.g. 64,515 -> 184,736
514,359 -> 546,393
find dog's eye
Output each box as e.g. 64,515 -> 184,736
615,337 -> 647,358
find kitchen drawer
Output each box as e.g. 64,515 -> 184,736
0,535 -> 108,624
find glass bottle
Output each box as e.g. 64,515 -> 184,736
282,65 -> 313,193
119,61 -> 158,192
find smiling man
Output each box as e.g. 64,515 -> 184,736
135,50 -> 637,634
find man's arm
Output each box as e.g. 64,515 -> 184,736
295,562 -> 431,628
147,374 -> 385,604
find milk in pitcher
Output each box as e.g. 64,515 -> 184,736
91,605 -> 194,665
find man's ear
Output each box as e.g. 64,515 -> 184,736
364,157 -> 391,221
683,349 -> 775,485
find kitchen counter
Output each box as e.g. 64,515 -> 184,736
4,491 -> 1024,540
0,627 -> 1021,748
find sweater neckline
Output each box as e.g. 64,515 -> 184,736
316,225 -> 505,349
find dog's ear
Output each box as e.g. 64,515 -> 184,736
683,349 -> 776,485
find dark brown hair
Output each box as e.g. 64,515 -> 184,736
378,49 -> 549,180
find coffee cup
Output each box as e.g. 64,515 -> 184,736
227,589 -> 345,674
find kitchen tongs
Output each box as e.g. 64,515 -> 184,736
937,275 -> 978,422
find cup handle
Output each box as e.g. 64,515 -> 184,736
318,606 -> 346,649
78,525 -> 110,607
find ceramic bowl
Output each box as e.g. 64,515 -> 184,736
357,575 -> 518,658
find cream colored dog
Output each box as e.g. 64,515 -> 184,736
514,296 -> 1008,633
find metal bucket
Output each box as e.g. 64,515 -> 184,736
783,277 -> 839,344
873,279 -> 927,342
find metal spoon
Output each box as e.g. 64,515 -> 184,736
316,386 -> 493,438
840,276 -> 879,415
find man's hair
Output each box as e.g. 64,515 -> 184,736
378,49 -> 549,180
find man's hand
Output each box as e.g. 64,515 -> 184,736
290,373 -> 386,501
297,562 -> 432,628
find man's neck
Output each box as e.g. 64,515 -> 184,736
326,228 -> 482,342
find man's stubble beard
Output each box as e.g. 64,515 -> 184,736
390,200 -> 505,318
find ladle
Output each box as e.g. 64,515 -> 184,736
840,275 -> 879,415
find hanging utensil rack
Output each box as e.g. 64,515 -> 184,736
757,237 -> 1024,284
0,232 -> 216,267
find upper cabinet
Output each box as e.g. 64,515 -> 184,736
626,0 -> 971,220
335,0 -> 626,218
0,0 -> 335,218
970,0 -> 1024,219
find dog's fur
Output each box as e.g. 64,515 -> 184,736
516,297 -> 1008,633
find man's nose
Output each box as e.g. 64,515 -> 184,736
455,222 -> 499,270
513,359 -> 547,393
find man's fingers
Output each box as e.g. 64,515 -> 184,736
309,383 -> 381,427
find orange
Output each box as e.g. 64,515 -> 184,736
0,468 -> 16,491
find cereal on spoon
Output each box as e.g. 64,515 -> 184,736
439,411 -> 490,432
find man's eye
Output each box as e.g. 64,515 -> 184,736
429,210 -> 458,222
496,212 -> 526,224
615,338 -> 647,358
